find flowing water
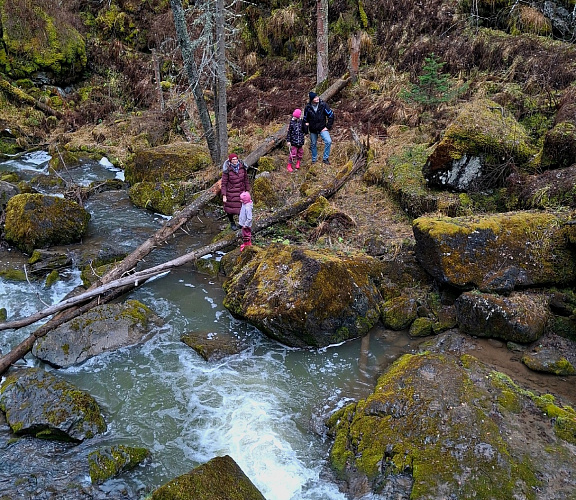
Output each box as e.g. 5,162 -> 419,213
0,153 -> 423,499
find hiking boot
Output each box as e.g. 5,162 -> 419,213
240,243 -> 246,252
230,223 -> 239,231
295,160 -> 301,169
287,163 -> 293,172
323,159 -> 331,165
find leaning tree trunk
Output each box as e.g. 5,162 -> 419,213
0,133 -> 366,375
170,0 -> 219,163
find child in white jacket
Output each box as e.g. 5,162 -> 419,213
239,191 -> 253,251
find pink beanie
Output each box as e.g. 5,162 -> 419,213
228,153 -> 238,161
292,109 -> 302,118
240,191 -> 252,203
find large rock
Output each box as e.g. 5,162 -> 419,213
125,143 -> 212,184
423,99 -> 536,191
32,300 -> 162,368
128,181 -> 193,215
0,367 -> 106,442
0,180 -> 19,208
413,211 -> 576,292
509,164 -> 576,209
88,445 -> 151,484
4,193 -> 90,254
0,1 -> 86,84
327,347 -> 576,499
540,122 -> 576,170
223,244 -> 383,348
456,291 -> 549,343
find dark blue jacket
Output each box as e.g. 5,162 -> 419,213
287,118 -> 305,147
303,99 -> 334,134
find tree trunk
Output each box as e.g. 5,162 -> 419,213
215,0 -> 228,163
170,0 -> 219,163
0,134 -> 366,375
152,48 -> 165,111
350,32 -> 361,84
316,0 -> 329,86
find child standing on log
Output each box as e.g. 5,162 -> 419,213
239,191 -> 253,251
286,109 -> 306,172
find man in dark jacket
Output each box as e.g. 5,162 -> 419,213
303,91 -> 334,164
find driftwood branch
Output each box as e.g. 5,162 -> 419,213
0,76 -> 354,375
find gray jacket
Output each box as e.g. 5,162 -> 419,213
239,202 -> 253,228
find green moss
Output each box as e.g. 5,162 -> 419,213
128,181 -> 187,215
0,308 -> 6,321
45,269 -> 59,287
252,175 -> 278,208
88,445 -> 150,484
0,269 -> 27,281
256,156 -> 276,173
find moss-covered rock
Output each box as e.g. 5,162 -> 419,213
32,300 -> 162,368
0,367 -> 106,442
181,331 -> 244,361
88,445 -> 150,484
456,291 -> 549,343
413,210 -> 576,292
125,143 -> 212,184
0,1 -> 86,84
4,193 -> 90,254
223,243 -> 383,348
151,455 -> 266,500
128,181 -> 188,215
424,99 -> 537,191
381,295 -> 418,330
252,174 -> 278,208
522,348 -> 576,376
327,350 -> 575,499
540,122 -> 576,171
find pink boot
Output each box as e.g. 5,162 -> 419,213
295,160 -> 301,169
240,244 -> 246,252
287,163 -> 293,172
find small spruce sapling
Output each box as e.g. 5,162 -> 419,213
400,53 -> 468,111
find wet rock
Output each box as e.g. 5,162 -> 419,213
423,99 -> 536,191
128,181 -> 191,215
150,454 -> 266,500
28,248 -> 72,276
413,210 -> 576,292
456,291 -> 549,343
327,350 -> 576,499
181,331 -> 244,361
0,367 -> 106,442
223,243 -> 383,348
88,445 -> 150,484
32,300 -> 162,368
0,179 -> 20,208
522,347 -> 576,376
381,295 -> 418,330
4,193 -> 90,254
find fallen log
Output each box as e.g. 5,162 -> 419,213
0,76 -> 63,119
0,136 -> 366,374
0,78 -> 354,374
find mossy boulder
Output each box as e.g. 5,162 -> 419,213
27,249 -> 72,276
327,349 -> 576,499
522,347 -> 576,376
223,243 -> 383,348
88,445 -> 150,484
252,174 -> 278,208
456,291 -> 549,343
509,164 -> 576,209
540,122 -> 576,171
181,331 -> 244,361
381,295 -> 418,330
125,143 -> 212,184
128,181 -> 189,215
0,1 -> 86,84
4,193 -> 90,254
413,210 -> 576,292
0,367 -> 106,442
423,99 -> 537,191
32,300 -> 162,368
151,455 -> 266,500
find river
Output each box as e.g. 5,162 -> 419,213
0,152 -> 422,499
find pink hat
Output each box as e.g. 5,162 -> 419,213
292,109 -> 302,118
240,191 -> 252,203
228,153 -> 238,161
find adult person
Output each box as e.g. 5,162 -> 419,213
221,153 -> 250,230
303,91 -> 334,165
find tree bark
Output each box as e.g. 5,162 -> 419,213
0,135 -> 366,375
350,32 -> 361,84
152,48 -> 165,111
316,0 -> 329,86
170,0 -> 219,163
215,0 -> 228,163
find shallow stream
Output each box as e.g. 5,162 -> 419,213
0,153 -> 422,499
